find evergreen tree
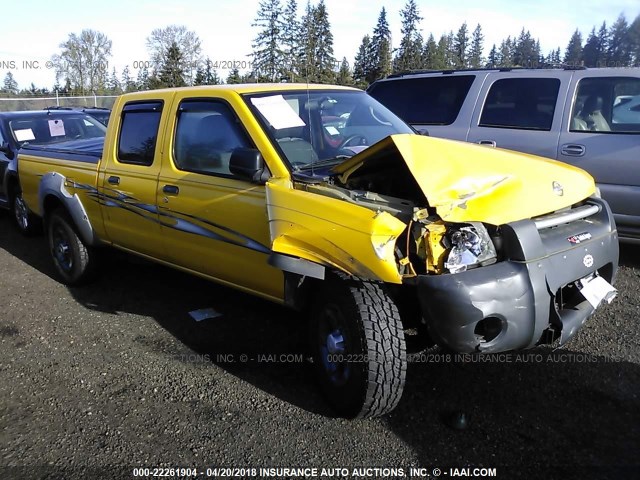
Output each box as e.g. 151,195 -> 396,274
498,37 -> 513,66
630,15 -> 640,66
136,66 -> 150,90
422,34 -> 438,69
607,14 -> 631,66
582,27 -> 606,67
469,24 -> 484,68
227,68 -> 242,84
251,0 -> 284,82
353,35 -> 374,87
314,0 -> 336,83
597,22 -> 610,66
453,22 -> 469,68
514,29 -> 537,66
393,0 -> 424,73
106,67 -> 121,94
432,34 -> 450,69
370,7 -> 392,82
336,57 -> 353,86
194,58 -> 221,85
564,29 -> 583,65
280,0 -> 299,81
296,1 -> 318,81
158,41 -> 187,87
2,72 -> 18,94
121,66 -> 135,92
486,44 -> 498,68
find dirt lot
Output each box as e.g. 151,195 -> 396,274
0,211 -> 639,480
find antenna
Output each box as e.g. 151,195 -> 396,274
305,57 -> 315,174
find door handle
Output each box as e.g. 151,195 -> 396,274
561,144 -> 586,157
107,176 -> 120,185
478,140 -> 496,147
163,185 -> 179,195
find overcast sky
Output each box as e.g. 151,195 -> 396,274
1,0 -> 638,90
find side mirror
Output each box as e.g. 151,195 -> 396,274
0,142 -> 14,159
229,148 -> 268,184
415,127 -> 430,136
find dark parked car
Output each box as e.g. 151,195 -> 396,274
44,106 -> 111,126
0,110 -> 106,234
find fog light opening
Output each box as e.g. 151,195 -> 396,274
474,317 -> 503,344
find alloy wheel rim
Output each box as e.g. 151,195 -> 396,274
14,196 -> 28,231
52,226 -> 73,272
318,305 -> 350,386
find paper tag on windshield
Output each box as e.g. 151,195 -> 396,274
251,95 -> 306,130
14,129 -> 35,142
325,126 -> 339,136
48,119 -> 66,137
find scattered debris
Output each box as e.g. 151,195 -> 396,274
189,308 -> 222,322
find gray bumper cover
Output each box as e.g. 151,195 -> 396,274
416,198 -> 619,353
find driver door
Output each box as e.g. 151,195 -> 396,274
157,95 -> 283,300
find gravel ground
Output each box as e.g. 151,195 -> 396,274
0,211 -> 639,480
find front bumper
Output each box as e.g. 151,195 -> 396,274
415,198 -> 619,353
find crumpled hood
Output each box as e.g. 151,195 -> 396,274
333,134 -> 596,225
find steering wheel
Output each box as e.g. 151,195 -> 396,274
338,134 -> 367,149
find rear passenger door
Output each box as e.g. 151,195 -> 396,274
467,73 -> 568,158
558,75 -> 640,236
156,95 -> 283,300
100,100 -> 167,259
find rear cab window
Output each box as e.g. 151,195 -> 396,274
479,78 -> 560,131
571,77 -> 640,133
117,101 -> 164,166
368,76 -> 475,125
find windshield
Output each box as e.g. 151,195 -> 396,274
9,113 -> 107,147
244,90 -> 414,170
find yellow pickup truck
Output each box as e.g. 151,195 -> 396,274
18,84 -> 619,418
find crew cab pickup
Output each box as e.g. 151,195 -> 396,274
17,85 -> 619,418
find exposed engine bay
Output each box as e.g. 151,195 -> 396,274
296,149 -> 498,277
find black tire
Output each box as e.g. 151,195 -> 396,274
309,273 -> 407,418
10,186 -> 40,236
47,208 -> 98,285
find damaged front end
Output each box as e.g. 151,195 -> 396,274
267,134 -> 618,352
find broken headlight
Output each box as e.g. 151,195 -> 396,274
444,222 -> 497,274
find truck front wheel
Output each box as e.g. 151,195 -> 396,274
47,209 -> 98,285
10,186 -> 40,236
309,274 -> 407,418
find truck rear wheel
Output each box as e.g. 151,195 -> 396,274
309,274 -> 407,418
47,208 -> 98,285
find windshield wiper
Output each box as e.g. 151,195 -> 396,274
295,155 -> 351,171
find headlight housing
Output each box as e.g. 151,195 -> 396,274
444,222 -> 497,274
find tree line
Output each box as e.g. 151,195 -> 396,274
1,0 -> 639,97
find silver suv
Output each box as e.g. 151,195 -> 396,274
368,68 -> 640,242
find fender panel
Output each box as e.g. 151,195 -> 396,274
266,179 -> 406,284
39,172 -> 99,246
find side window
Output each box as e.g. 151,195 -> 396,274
480,78 -> 560,131
118,101 -> 163,166
571,77 -> 640,133
368,76 -> 475,125
173,100 -> 252,176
